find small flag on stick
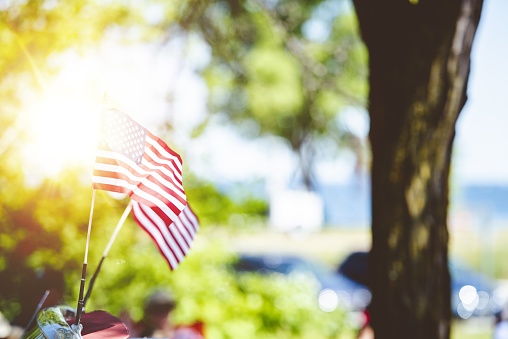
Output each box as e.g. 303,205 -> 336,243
92,108 -> 187,222
132,202 -> 199,270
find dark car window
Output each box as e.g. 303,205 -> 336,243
337,251 -> 369,287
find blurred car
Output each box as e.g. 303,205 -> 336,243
449,259 -> 502,318
232,253 -> 372,313
336,251 -> 503,319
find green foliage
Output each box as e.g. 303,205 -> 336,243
173,0 -> 368,188
0,166 -> 268,321
0,0 -> 356,335
86,233 -> 353,338
245,48 -> 304,128
183,173 -> 268,228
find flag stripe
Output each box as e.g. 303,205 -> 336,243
183,206 -> 199,233
92,109 -> 187,224
138,203 -> 186,259
143,139 -> 184,185
94,151 -> 186,200
92,171 -> 185,216
145,136 -> 183,178
92,108 -> 198,271
132,201 -> 199,270
132,203 -> 180,269
173,218 -> 192,247
145,130 -> 183,173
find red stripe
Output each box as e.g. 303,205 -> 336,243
171,221 -> 191,249
146,205 -> 190,254
131,202 -> 199,271
138,204 -> 188,264
94,156 -> 144,179
95,155 -> 184,201
144,143 -> 183,182
146,130 -> 183,172
93,159 -> 186,214
139,159 -> 185,197
182,207 -> 199,233
91,182 -> 130,194
132,203 -> 179,270
132,184 -> 184,213
182,206 -> 197,234
142,204 -> 173,225
167,223 -> 189,255
141,152 -> 184,191
174,216 -> 193,246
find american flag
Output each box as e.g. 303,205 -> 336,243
92,109 -> 187,221
132,201 -> 199,270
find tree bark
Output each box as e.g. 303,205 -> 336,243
352,0 -> 483,338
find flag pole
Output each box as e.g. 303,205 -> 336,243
22,290 -> 50,336
83,201 -> 133,308
74,189 -> 97,329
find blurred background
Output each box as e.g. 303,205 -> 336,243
0,0 -> 506,338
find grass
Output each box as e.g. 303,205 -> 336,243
452,318 -> 493,339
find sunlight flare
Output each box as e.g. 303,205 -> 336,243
21,89 -> 101,180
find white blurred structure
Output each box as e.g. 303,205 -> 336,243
269,190 -> 324,232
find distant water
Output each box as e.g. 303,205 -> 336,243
316,182 -> 508,227
315,181 -> 371,227
219,179 -> 508,227
453,185 -> 508,219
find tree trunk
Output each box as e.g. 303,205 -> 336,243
352,1 -> 483,338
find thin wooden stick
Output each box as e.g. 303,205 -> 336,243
83,202 -> 133,307
74,189 -> 96,327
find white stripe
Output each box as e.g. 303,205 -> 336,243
145,136 -> 183,173
177,210 -> 197,238
136,189 -> 182,221
141,153 -> 185,192
183,207 -> 199,232
140,203 -> 187,261
140,163 -> 186,200
132,202 -> 179,268
91,175 -> 185,218
140,152 -> 184,191
95,150 -> 186,200
167,221 -> 190,255
93,161 -> 186,207
173,217 -> 193,245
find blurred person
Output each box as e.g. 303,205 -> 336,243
137,290 -> 177,338
358,324 -> 374,339
134,290 -> 204,339
357,309 -> 374,339
118,310 -> 138,337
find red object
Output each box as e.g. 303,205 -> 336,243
132,202 -> 199,270
92,108 -> 186,220
361,309 -> 371,328
174,321 -> 205,338
67,311 -> 130,339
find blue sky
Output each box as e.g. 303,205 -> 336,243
454,0 -> 508,185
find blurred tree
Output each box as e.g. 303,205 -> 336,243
0,1 -> 136,124
0,0 -> 149,323
171,0 -> 368,190
0,1 -> 347,335
352,0 -> 484,338
87,234 -> 354,339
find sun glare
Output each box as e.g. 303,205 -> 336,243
21,89 -> 101,183
14,40 -> 196,185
